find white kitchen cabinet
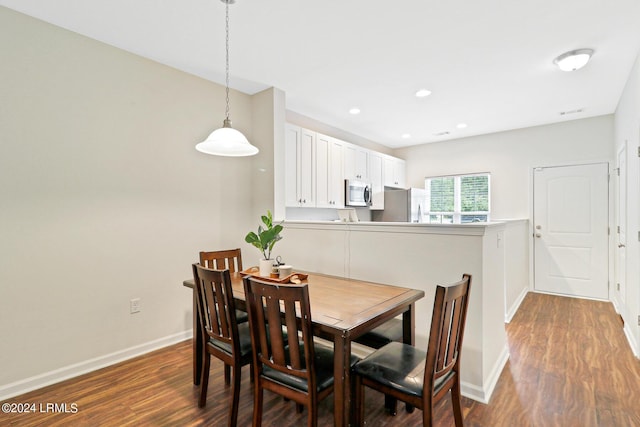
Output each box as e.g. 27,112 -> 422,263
384,155 -> 406,188
285,123 -> 404,213
316,133 -> 344,208
369,151 -> 384,210
285,124 -> 315,207
344,143 -> 369,181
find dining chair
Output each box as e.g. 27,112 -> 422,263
353,317 -> 404,413
353,274 -> 472,427
199,248 -> 244,273
192,263 -> 253,427
243,275 -> 358,427
199,249 -> 249,323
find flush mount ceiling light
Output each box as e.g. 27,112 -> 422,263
415,89 -> 432,98
456,123 -> 468,129
401,133 -> 411,139
349,107 -> 361,115
195,0 -> 259,157
553,49 -> 594,72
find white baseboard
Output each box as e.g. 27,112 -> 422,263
505,289 -> 528,323
0,330 -> 192,401
623,323 -> 639,359
609,299 -> 638,359
610,295 -> 621,315
461,344 -> 509,404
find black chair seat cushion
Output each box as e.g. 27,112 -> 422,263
354,341 -> 452,398
235,309 -> 249,324
262,343 -> 359,393
354,318 -> 403,349
209,322 -> 253,359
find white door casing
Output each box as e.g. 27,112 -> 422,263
533,163 -> 609,300
617,144 -> 627,305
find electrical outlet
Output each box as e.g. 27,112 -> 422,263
130,298 -> 141,314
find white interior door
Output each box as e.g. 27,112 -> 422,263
616,146 -> 627,304
533,163 -> 609,299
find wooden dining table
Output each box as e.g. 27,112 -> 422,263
183,271 -> 424,427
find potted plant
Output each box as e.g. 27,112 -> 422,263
245,210 -> 284,276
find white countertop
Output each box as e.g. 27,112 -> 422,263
282,219 -> 514,236
284,219 -> 506,227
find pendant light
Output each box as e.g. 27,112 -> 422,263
196,0 -> 259,157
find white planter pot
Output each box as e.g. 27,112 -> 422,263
259,258 -> 273,277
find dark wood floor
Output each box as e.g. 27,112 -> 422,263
2,292 -> 640,426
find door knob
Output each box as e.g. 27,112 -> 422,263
536,225 -> 542,230
618,243 -> 626,248
535,233 -> 541,238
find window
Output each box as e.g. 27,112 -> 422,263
425,173 -> 490,223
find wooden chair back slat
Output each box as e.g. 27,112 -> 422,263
426,274 -> 471,385
446,299 -> 462,367
267,294 -> 287,366
244,277 -> 314,381
199,248 -> 243,273
193,264 -> 238,348
436,300 -> 453,371
284,300 -> 301,369
191,262 -> 250,423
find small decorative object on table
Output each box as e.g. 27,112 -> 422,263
240,267 -> 307,284
244,210 -> 284,277
279,265 -> 293,278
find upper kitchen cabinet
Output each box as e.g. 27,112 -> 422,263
285,124 -> 315,207
316,133 -> 344,208
369,151 -> 384,210
384,155 -> 406,188
344,143 -> 369,181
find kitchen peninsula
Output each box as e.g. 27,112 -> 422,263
275,219 -> 529,403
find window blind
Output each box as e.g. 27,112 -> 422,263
425,173 -> 490,223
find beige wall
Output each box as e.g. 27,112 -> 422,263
0,6 -> 276,395
286,110 -> 394,156
395,115 -> 614,219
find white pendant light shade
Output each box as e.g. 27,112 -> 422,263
195,0 -> 258,157
196,119 -> 259,157
554,49 -> 594,72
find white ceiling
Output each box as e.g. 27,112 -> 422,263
2,0 -> 640,148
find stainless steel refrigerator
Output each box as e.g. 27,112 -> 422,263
371,188 -> 428,222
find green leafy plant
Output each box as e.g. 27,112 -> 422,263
244,210 -> 284,260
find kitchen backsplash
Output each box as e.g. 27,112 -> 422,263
285,207 -> 372,222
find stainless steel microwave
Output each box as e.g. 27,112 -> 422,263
345,179 -> 372,207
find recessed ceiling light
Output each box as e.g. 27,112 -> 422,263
553,49 -> 594,72
401,133 -> 411,139
349,107 -> 361,115
456,123 -> 468,129
415,89 -> 432,98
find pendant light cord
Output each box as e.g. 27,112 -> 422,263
225,0 -> 230,121
195,0 -> 258,156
